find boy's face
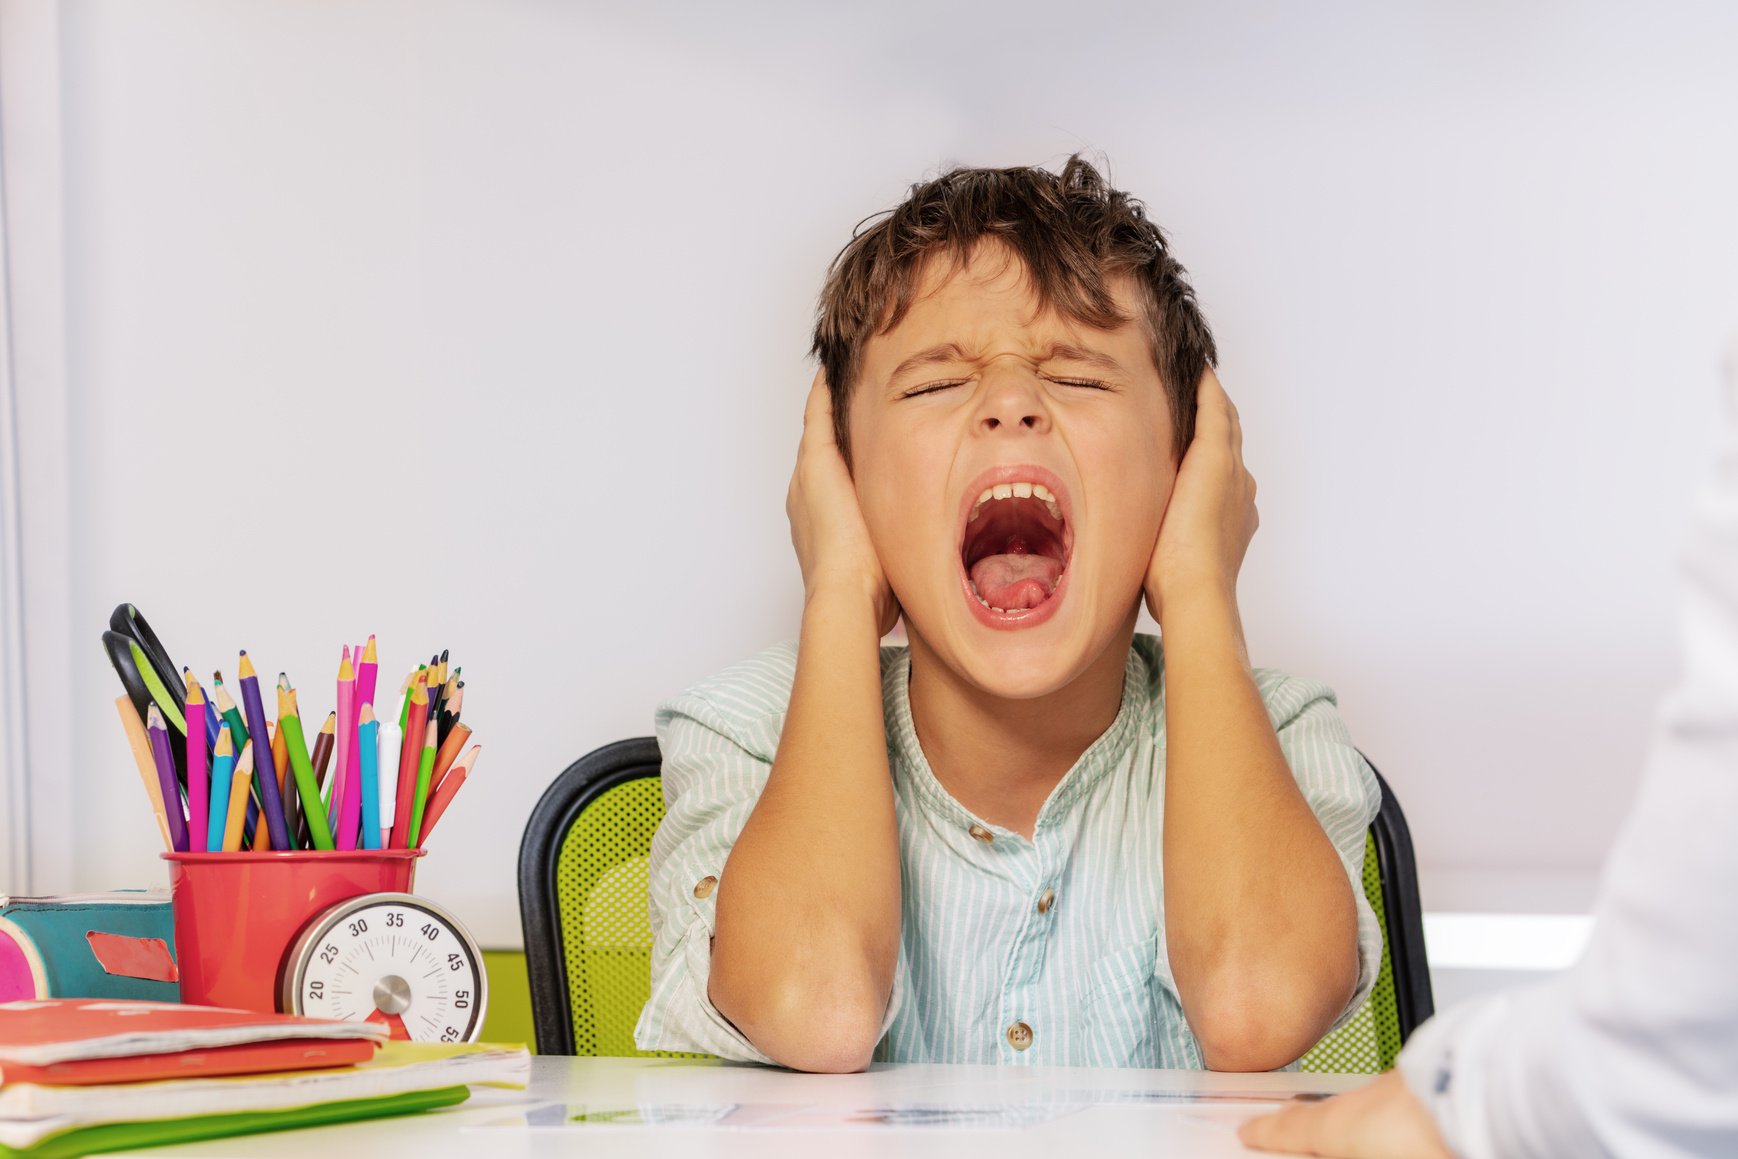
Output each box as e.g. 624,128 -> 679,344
849,243 -> 1176,699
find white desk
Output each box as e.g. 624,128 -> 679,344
124,1056 -> 1370,1158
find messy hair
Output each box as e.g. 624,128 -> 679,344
811,154 -> 1216,468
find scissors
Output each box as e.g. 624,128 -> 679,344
103,603 -> 192,787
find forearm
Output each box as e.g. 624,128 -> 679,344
709,582 -> 901,1071
1162,588 -> 1358,1070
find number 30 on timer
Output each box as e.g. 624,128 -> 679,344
281,893 -> 488,1043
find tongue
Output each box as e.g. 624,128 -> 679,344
970,553 -> 1064,611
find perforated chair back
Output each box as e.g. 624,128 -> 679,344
1301,761 -> 1433,1073
520,738 -> 1432,1068
518,737 -> 701,1056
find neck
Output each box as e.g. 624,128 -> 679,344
905,614 -> 1136,835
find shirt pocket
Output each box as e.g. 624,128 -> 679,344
1077,933 -> 1159,1067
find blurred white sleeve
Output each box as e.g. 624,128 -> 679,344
1397,406 -> 1738,1156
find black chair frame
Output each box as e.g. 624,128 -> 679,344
518,736 -> 662,1055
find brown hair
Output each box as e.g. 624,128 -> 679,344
811,154 -> 1216,468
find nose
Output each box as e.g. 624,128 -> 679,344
972,363 -> 1050,436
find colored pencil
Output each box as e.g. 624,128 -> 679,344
186,667 -> 221,753
235,652 -> 290,850
183,674 -> 210,853
430,722 -> 472,797
279,678 -> 334,851
115,697 -> 173,851
396,666 -> 423,732
407,722 -> 438,847
271,717 -> 300,849
341,636 -> 379,848
221,741 -> 255,852
206,729 -> 235,852
333,648 -> 359,850
376,719 -> 402,846
391,679 -> 428,848
437,682 -> 462,746
145,705 -> 189,853
311,711 -> 337,810
358,705 -> 382,850
416,744 -> 478,847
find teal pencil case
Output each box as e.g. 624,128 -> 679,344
0,891 -> 179,1003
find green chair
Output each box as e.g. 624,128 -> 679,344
519,737 -> 1432,1071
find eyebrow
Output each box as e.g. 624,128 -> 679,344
886,341 -> 1127,385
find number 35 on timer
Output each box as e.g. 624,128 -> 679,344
280,893 -> 488,1043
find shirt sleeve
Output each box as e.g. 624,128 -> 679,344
632,691 -> 780,1062
1398,427 -> 1738,1157
632,680 -> 907,1063
1261,671 -> 1386,1033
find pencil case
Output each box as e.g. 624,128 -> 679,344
0,891 -> 179,1002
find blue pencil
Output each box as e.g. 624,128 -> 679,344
358,708 -> 381,850
207,729 -> 235,853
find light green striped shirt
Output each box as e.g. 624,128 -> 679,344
635,634 -> 1382,1068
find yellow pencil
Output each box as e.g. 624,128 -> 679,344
115,696 -> 173,851
221,741 -> 255,852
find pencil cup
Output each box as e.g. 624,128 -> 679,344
163,849 -> 424,1014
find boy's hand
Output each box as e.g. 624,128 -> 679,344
787,370 -> 901,635
1238,1069 -> 1455,1158
1144,367 -> 1258,625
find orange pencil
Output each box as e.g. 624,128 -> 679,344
429,723 -> 472,796
115,696 -> 173,851
221,741 -> 256,852
416,744 -> 478,846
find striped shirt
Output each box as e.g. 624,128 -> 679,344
634,633 -> 1382,1068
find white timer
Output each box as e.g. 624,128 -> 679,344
279,892 -> 487,1043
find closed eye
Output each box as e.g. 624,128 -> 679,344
900,380 -> 966,399
1049,377 -> 1112,391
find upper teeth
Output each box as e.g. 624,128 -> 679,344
970,481 -> 1062,522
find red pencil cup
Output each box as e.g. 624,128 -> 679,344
163,850 -> 424,1013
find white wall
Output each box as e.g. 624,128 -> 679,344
15,0 -> 1738,946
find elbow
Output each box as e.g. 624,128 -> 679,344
1187,964 -> 1356,1072
712,969 -> 886,1073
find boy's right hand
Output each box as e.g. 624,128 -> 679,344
787,370 -> 901,636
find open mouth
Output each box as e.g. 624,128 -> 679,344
959,474 -> 1072,621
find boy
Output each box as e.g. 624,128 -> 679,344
635,156 -> 1382,1073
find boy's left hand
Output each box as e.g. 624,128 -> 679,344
1144,367 -> 1259,625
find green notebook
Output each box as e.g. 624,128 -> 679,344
0,1084 -> 469,1159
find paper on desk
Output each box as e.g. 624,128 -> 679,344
485,1101 -> 1082,1131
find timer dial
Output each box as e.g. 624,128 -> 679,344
281,892 -> 486,1043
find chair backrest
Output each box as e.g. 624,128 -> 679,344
1301,760 -> 1434,1073
520,738 -> 1433,1069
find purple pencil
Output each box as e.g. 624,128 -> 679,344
183,674 -> 210,851
145,704 -> 189,852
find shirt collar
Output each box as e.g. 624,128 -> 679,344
884,641 -> 1150,836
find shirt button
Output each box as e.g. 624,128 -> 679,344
967,824 -> 994,844
693,875 -> 718,900
1036,888 -> 1055,914
1006,1021 -> 1033,1050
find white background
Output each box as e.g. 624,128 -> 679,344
6,1 -> 1737,948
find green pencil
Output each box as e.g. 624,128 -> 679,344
397,665 -> 426,732
278,676 -> 333,850
407,722 -> 438,846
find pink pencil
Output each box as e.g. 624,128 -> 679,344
343,635 -> 381,847
333,647 -> 359,849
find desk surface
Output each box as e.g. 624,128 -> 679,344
123,1056 -> 1368,1158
